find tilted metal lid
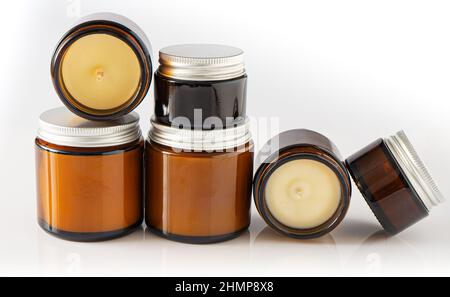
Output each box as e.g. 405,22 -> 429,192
158,44 -> 245,81
385,130 -> 445,210
38,107 -> 141,148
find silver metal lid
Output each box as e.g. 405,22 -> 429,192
38,107 -> 141,148
149,117 -> 251,151
158,44 -> 245,81
385,130 -> 445,210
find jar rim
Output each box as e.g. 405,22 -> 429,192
37,107 -> 141,148
385,130 -> 445,210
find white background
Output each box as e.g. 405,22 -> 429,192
1,0 -> 449,276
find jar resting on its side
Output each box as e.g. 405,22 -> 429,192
346,131 -> 445,234
145,120 -> 253,244
253,129 -> 352,239
35,108 -> 143,242
51,13 -> 153,121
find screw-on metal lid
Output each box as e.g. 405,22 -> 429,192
385,130 -> 445,210
158,44 -> 245,81
38,107 -> 141,148
149,117 -> 251,151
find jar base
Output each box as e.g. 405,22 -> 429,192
147,225 -> 249,244
38,219 -> 143,242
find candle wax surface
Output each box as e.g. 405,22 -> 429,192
265,159 -> 342,229
61,33 -> 141,111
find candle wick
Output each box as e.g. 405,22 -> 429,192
288,181 -> 309,200
95,68 -> 104,81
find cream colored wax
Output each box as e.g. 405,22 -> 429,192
61,34 -> 141,110
265,159 -> 341,229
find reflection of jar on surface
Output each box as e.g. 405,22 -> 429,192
35,108 -> 143,242
145,44 -> 253,244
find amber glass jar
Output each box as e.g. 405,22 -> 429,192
35,107 -> 143,242
154,44 -> 247,129
253,129 -> 351,239
145,120 -> 253,244
51,13 -> 153,120
346,131 -> 444,234
145,44 -> 252,244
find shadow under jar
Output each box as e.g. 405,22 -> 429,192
154,44 -> 247,129
35,107 -> 144,242
145,119 -> 253,244
346,131 -> 445,234
253,129 -> 352,239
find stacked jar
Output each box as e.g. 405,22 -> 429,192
145,44 -> 254,244
36,13 -> 153,241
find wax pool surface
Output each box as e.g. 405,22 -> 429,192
61,34 -> 141,111
265,159 -> 341,229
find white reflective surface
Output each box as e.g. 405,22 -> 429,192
2,207 -> 450,276
1,0 -> 450,277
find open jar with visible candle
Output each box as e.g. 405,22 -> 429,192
253,129 -> 352,239
51,13 -> 153,120
254,129 -> 444,239
35,107 -> 144,242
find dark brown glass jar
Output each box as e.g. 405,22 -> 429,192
253,129 -> 352,239
51,13 -> 153,121
35,107 -> 143,242
145,120 -> 253,244
154,44 -> 247,129
346,131 -> 444,234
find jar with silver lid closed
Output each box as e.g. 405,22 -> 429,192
35,107 -> 144,242
346,131 -> 444,234
154,44 -> 247,129
145,119 -> 254,244
146,43 -> 253,244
